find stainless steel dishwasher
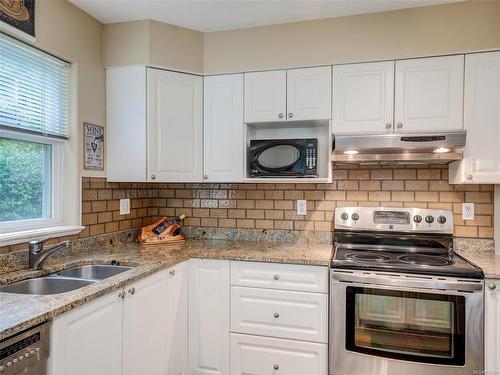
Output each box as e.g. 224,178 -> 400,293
0,323 -> 49,374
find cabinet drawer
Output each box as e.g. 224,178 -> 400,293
231,286 -> 328,343
230,261 -> 328,293
230,333 -> 327,375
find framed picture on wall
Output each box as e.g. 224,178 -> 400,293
83,122 -> 105,171
0,0 -> 35,39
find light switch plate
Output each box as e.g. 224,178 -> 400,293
297,200 -> 307,216
120,199 -> 130,215
462,203 -> 474,221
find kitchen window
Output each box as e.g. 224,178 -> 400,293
0,32 -> 80,244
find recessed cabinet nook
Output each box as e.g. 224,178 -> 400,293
106,51 -> 500,185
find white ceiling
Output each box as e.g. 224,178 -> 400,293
69,0 -> 463,32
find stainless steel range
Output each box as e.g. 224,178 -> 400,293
329,207 -> 483,375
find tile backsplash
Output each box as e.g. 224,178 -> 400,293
0,165 -> 494,254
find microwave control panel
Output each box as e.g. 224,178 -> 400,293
305,145 -> 317,171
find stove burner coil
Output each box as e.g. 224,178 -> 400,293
397,254 -> 452,267
345,253 -> 391,262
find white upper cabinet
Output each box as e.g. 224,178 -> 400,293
332,61 -> 395,134
244,70 -> 286,122
450,51 -> 500,184
204,74 -> 244,182
394,55 -> 464,132
147,68 -> 203,182
287,66 -> 332,121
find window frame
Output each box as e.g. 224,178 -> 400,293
0,129 -> 64,234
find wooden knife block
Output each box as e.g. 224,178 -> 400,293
136,217 -> 186,245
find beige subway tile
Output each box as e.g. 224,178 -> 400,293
415,191 -> 439,202
454,226 -> 477,238
417,169 -> 441,180
260,184 -> 276,190
332,169 -> 348,180
90,178 -> 106,189
393,169 -> 416,179
347,191 -> 368,201
315,200 -> 336,211
338,181 -> 359,190
476,204 -> 494,215
348,170 -> 370,180
192,208 -> 210,217
392,191 -> 415,202
284,190 -> 304,200
370,169 -> 392,180
359,201 -> 383,207
184,217 -> 201,226
478,227 -> 494,238
382,181 -> 404,190
275,220 -> 294,230
158,189 -> 175,198
465,215 -> 492,227
404,202 -> 427,208
201,218 -> 218,227
265,210 -> 284,220
82,213 -> 97,225
219,218 -> 236,228
228,209 -> 246,218
167,198 -> 184,208
325,191 -> 346,201
228,190 -> 246,199
91,201 -> 107,212
210,209 -> 227,218
369,191 -> 391,201
359,181 -> 381,190
255,220 -> 274,229
265,191 -> 284,199
439,192 -> 464,203
105,222 -> 119,233
255,200 -> 273,209
247,190 -> 265,199
480,185 -> 494,192
405,180 -> 429,191
274,200 -> 294,210
82,189 -> 98,201
465,192 -> 492,203
98,211 -> 113,223
381,201 -> 404,208
336,201 -> 358,207
246,210 -> 265,219
237,219 -> 254,228
428,202 -> 453,210
294,221 -> 315,230
118,220 -> 132,231
453,184 -> 480,192
90,224 -> 106,236
305,211 -> 324,221
107,200 -> 120,211
305,191 -> 324,200
97,189 -> 112,200
294,183 -> 316,190
429,180 -> 453,191
176,190 -> 192,198
276,183 -> 293,190
315,221 -> 333,231
237,200 -> 255,209
324,211 -> 334,221
82,201 -> 92,214
218,200 -> 236,208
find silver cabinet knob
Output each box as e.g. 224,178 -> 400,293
278,113 -> 284,119
467,174 -> 473,181
385,123 -> 392,129
489,283 -> 497,290
203,175 -> 208,180
128,287 -> 135,295
118,291 -> 125,299
288,113 -> 294,118
170,269 -> 176,276
274,312 -> 280,318
273,274 -> 279,280
273,364 -> 279,370
396,122 -> 403,129
151,174 -> 156,180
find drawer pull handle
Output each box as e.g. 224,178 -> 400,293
170,269 -> 176,276
274,312 -> 280,318
273,364 -> 279,370
273,274 -> 279,280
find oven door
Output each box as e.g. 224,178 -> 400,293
330,270 -> 483,375
249,140 -> 305,176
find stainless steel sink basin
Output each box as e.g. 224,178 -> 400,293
0,277 -> 96,295
55,264 -> 132,281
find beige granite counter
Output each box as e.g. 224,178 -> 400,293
455,238 -> 500,279
0,239 -> 332,341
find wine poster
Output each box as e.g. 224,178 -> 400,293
83,122 -> 104,171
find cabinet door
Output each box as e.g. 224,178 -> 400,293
165,262 -> 189,375
244,70 -> 286,123
50,292 -> 123,375
147,68 -> 203,182
287,66 -> 332,121
333,61 -> 394,134
395,55 -> 464,132
455,52 -> 500,183
485,279 -> 500,374
122,270 -> 169,375
204,74 -> 244,182
106,66 -> 147,181
230,333 -> 328,375
189,259 -> 230,375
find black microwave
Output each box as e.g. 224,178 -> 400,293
248,138 -> 318,177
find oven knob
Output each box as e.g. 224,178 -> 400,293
12,359 -> 18,364
437,216 -> 447,224
341,212 -> 349,220
351,213 -> 359,221
425,215 -> 434,223
0,365 -> 4,371
30,350 -> 35,355
6,362 -> 11,368
413,215 -> 422,223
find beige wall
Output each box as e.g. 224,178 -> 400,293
203,1 -> 500,74
103,20 -> 203,73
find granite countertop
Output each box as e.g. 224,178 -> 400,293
454,238 -> 500,279
0,239 -> 332,341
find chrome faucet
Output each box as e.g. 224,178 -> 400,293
28,238 -> 70,270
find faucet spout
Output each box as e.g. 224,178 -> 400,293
29,239 -> 70,270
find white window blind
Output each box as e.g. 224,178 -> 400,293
0,33 -> 70,138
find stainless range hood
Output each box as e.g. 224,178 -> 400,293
331,131 -> 466,164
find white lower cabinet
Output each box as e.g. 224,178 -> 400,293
50,291 -> 123,375
230,333 -> 328,375
485,279 -> 500,373
50,265 -> 188,375
189,259 -> 230,375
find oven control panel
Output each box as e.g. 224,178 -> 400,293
335,207 -> 454,233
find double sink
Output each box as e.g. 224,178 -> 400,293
0,265 -> 132,295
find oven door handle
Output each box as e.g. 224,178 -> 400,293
331,272 -> 483,292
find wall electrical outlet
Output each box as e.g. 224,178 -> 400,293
120,198 -> 130,215
297,200 -> 307,216
462,203 -> 475,221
